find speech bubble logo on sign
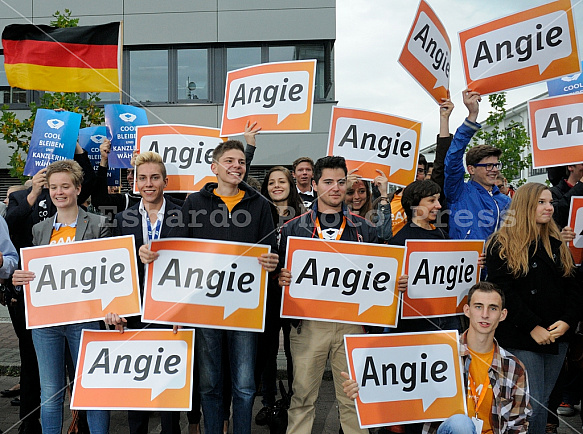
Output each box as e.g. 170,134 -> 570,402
71,329 -> 194,411
81,340 -> 187,400
28,248 -> 134,311
290,250 -> 398,315
220,60 -> 316,136
282,237 -> 405,328
408,251 -> 479,306
459,0 -> 580,95
529,92 -> 583,169
345,331 -> 465,428
20,236 -> 141,329
399,0 -> 451,103
403,240 -> 484,319
354,344 -> 457,411
142,238 -> 270,332
136,124 -> 226,193
327,107 -> 421,187
150,250 -> 263,319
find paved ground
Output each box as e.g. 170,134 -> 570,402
0,304 -> 582,433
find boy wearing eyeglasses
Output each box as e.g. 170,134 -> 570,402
443,89 -> 511,241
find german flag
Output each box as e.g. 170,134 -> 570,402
2,22 -> 121,93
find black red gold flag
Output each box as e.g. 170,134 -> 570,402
2,22 -> 121,92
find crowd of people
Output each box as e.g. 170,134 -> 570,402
0,88 -> 581,434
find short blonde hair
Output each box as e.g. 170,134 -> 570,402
135,151 -> 166,179
46,160 -> 83,188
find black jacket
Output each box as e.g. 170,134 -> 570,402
550,178 -> 583,229
170,182 -> 277,253
487,236 -> 582,354
5,150 -> 95,250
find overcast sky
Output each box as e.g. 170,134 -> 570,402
335,0 -> 583,153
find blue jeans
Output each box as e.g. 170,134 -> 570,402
32,321 -> 110,434
508,343 -> 568,434
197,328 -> 257,434
437,414 -> 477,434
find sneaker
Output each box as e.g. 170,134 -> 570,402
545,423 -> 558,433
255,405 -> 272,426
557,402 -> 575,416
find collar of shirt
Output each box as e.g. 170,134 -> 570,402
297,186 -> 315,196
139,198 -> 166,243
52,213 -> 79,230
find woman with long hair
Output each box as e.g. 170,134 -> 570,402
254,166 -> 304,426
486,182 -> 580,434
345,179 -> 372,217
345,169 -> 392,242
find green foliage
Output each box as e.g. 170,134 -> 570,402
471,92 -> 531,186
50,9 -> 79,28
0,11 -> 104,181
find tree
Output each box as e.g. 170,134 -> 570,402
471,92 -> 531,185
0,10 -> 104,181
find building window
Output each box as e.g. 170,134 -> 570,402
124,42 -> 333,105
129,50 -> 169,103
269,44 -> 327,99
177,49 -> 208,101
226,47 -> 262,72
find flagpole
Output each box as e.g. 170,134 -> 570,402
119,20 -> 124,104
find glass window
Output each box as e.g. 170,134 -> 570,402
227,47 -> 261,72
129,50 -> 168,103
269,45 -> 326,99
0,55 -> 27,104
177,49 -> 208,101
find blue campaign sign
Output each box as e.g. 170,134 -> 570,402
24,109 -> 82,176
105,104 -> 148,168
547,62 -> 583,97
79,126 -> 121,187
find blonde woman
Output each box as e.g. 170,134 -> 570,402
486,182 -> 580,434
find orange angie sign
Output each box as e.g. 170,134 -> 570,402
136,124 -> 226,192
399,0 -> 451,104
71,329 -> 194,410
403,240 -> 484,319
142,238 -> 270,332
327,106 -> 421,187
282,237 -> 405,327
21,236 -> 140,328
345,331 -> 465,428
459,0 -> 580,95
220,60 -> 316,136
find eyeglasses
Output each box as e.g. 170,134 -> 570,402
417,168 -> 426,174
473,162 -> 503,171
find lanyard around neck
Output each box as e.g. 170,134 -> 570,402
315,216 -> 346,240
146,214 -> 162,242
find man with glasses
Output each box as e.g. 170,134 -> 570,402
444,89 -> 511,241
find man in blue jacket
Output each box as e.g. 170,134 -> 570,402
444,89 -> 511,241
